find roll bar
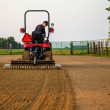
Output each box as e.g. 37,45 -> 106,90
24,10 -> 50,40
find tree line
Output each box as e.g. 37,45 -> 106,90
0,37 -> 23,49
106,0 -> 110,38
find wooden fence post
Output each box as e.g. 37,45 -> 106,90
106,42 -> 109,56
61,42 -> 62,55
98,41 -> 101,55
90,42 -> 92,54
70,42 -> 73,55
87,42 -> 89,54
101,41 -> 104,56
93,42 -> 96,54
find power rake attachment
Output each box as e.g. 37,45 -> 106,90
4,60 -> 61,70
11,60 -> 57,70
4,10 -> 61,70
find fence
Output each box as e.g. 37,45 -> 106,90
88,40 -> 110,56
0,40 -> 110,56
52,41 -> 89,55
52,40 -> 110,56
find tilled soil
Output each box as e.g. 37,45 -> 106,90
68,65 -> 110,110
0,63 -> 75,110
0,55 -> 110,110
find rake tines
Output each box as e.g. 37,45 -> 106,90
10,64 -> 56,70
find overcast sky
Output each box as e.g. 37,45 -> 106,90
0,0 -> 109,42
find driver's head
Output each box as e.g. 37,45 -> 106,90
42,21 -> 49,27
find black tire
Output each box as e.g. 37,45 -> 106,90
37,47 -> 44,60
22,51 -> 30,60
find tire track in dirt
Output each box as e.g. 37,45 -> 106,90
1,71 -> 45,109
11,71 -> 46,110
32,72 -> 56,110
44,71 -> 66,110
0,63 -> 75,110
31,70 -> 75,110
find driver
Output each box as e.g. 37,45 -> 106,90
32,21 -> 49,43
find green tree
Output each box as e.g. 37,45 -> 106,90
0,38 -> 7,48
7,37 -> 19,49
106,0 -> 110,39
0,37 -> 22,49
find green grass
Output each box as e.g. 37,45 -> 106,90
0,49 -> 88,55
52,49 -> 88,55
88,53 -> 110,58
0,49 -> 109,57
0,49 -> 23,55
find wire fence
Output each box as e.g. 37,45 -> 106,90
51,41 -> 88,55
0,40 -> 110,56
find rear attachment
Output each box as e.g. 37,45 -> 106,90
4,60 -> 61,70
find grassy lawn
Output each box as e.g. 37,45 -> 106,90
0,49 -> 88,55
52,49 -> 88,55
0,49 -> 109,57
0,49 -> 23,55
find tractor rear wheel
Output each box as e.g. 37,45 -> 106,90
22,51 -> 30,60
45,50 -> 52,61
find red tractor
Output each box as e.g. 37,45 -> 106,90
4,10 -> 61,69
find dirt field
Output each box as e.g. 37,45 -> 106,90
0,55 -> 110,110
0,67 -> 75,110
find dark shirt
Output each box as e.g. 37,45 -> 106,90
35,24 -> 45,37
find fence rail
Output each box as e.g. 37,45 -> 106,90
0,40 -> 110,56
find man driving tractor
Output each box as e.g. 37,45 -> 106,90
32,21 -> 49,43
4,10 -> 61,70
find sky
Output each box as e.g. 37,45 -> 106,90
0,0 -> 109,42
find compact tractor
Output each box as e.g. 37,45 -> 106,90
4,10 -> 61,69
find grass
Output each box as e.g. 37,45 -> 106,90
0,49 -> 88,55
52,49 -> 88,55
0,49 -> 23,55
0,49 -> 110,57
89,53 -> 110,58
